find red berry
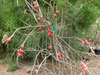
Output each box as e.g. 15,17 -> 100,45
57,53 -> 61,57
86,42 -> 89,45
37,18 -> 41,21
59,57 -> 62,60
20,44 -> 24,48
34,69 -> 38,74
49,33 -> 53,37
8,37 -> 12,42
48,45 -> 52,50
82,65 -> 86,69
18,49 -> 24,53
81,63 -> 84,67
82,41 -> 85,45
83,68 -> 87,72
48,29 -> 51,33
48,32 -> 51,35
56,10 -> 60,14
17,53 -> 22,56
34,5 -> 39,9
39,27 -> 42,31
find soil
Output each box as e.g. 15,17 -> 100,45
0,56 -> 100,75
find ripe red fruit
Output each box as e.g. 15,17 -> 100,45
82,41 -> 85,45
86,42 -> 89,45
82,65 -> 86,69
48,45 -> 52,50
39,27 -> 42,31
34,69 -> 38,74
18,49 -> 24,53
49,33 -> 53,37
20,44 -> 24,48
37,18 -> 41,21
59,57 -> 62,60
48,29 -> 51,33
83,68 -> 87,72
57,53 -> 61,57
8,37 -> 12,42
4,34 -> 8,39
22,70 -> 26,73
56,10 -> 60,14
81,63 -> 84,67
34,5 -> 39,9
33,1 -> 37,5
84,40 -> 88,43
17,53 -> 22,56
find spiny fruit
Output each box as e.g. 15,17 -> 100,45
34,5 -> 39,9
48,45 -> 52,50
20,44 -> 24,48
8,37 -> 12,42
39,27 -> 42,31
56,10 -> 60,14
37,17 -> 41,21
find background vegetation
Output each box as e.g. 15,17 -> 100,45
0,0 -> 100,61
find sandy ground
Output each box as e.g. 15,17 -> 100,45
0,57 -> 100,75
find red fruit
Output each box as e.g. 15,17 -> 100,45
57,53 -> 61,57
86,42 -> 89,45
81,63 -> 84,67
48,32 -> 51,35
82,41 -> 85,45
4,34 -> 8,39
22,70 -> 26,73
37,18 -> 41,21
8,37 -> 12,42
20,44 -> 24,48
49,33 -> 53,37
17,53 -> 22,56
39,27 -> 42,31
83,68 -> 87,72
34,5 -> 39,9
59,57 -> 62,60
82,65 -> 86,69
18,49 -> 24,53
48,29 -> 51,33
84,40 -> 87,42
56,10 -> 60,14
48,45 -> 52,50
33,1 -> 37,5
34,69 -> 38,74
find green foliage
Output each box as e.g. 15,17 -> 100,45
67,1 -> 100,30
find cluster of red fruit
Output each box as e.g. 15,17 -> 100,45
17,44 -> 24,56
2,34 -> 12,43
57,53 -> 62,60
17,49 -> 24,56
81,62 -> 88,72
48,29 -> 53,37
82,40 -> 89,45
